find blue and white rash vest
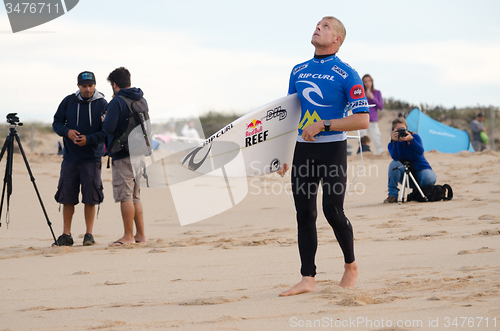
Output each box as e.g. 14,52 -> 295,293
288,54 -> 369,143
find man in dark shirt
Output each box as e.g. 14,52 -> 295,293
103,67 -> 148,246
52,71 -> 107,246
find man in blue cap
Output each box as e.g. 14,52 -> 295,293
52,71 -> 107,246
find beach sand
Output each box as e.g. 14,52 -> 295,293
0,116 -> 499,330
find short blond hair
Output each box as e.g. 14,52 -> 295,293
323,16 -> 346,46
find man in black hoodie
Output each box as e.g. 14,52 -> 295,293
52,71 -> 107,246
103,67 -> 147,246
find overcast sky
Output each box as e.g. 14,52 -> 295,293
1,0 -> 499,123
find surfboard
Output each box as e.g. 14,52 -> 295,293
180,93 -> 301,177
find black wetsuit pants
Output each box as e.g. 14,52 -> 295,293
291,140 -> 354,277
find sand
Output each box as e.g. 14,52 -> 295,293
0,115 -> 499,330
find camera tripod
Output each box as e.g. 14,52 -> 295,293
0,113 -> 58,245
394,161 -> 428,204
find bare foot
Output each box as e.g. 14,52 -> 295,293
339,261 -> 358,288
134,235 -> 147,243
279,276 -> 317,296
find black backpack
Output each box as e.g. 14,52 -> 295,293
407,184 -> 453,202
109,95 -> 152,156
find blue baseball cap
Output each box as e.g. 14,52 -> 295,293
78,71 -> 96,85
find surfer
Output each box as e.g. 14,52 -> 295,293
279,16 -> 370,296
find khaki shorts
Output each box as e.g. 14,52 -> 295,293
112,157 -> 141,203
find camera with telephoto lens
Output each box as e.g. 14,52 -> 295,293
396,127 -> 408,138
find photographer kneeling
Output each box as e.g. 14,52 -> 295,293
384,118 -> 436,203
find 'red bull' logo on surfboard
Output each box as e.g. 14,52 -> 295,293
245,119 -> 268,147
246,119 -> 263,137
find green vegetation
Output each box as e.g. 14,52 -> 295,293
197,99 -> 499,142
199,111 -> 241,138
150,111 -> 241,139
0,123 -> 52,142
1,98 -> 497,151
385,98 -> 499,142
385,98 -> 499,151
0,123 -> 54,153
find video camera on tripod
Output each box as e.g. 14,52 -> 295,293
0,113 -> 58,245
6,113 -> 22,126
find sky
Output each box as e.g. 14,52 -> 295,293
0,0 -> 499,123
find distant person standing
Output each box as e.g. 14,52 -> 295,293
362,74 -> 384,154
181,121 -> 201,142
52,71 -> 107,246
470,113 -> 487,152
103,67 -> 148,246
166,123 -> 178,139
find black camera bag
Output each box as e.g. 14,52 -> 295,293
407,184 -> 453,202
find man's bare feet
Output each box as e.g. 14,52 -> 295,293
339,261 -> 358,288
279,276 -> 317,296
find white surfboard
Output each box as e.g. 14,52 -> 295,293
181,93 -> 301,177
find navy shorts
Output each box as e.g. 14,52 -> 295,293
55,159 -> 104,205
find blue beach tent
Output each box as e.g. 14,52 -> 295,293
405,108 -> 474,153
